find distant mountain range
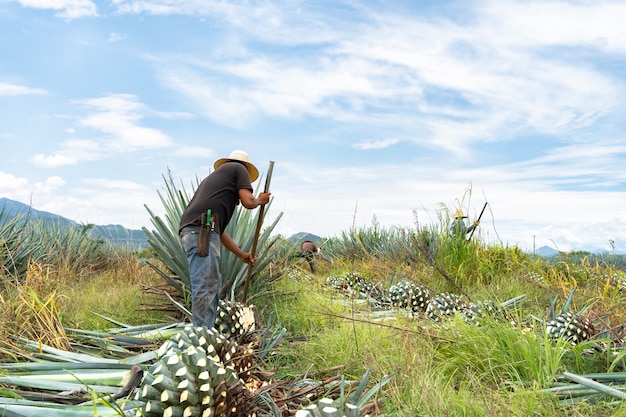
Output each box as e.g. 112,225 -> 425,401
0,198 -> 322,249
0,197 -> 150,248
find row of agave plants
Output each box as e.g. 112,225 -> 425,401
310,268 -> 626,407
0,210 -> 119,282
323,272 -> 599,346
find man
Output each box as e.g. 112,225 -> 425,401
179,150 -> 271,328
450,209 -> 480,238
300,240 -> 319,273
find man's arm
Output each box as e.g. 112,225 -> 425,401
239,188 -> 271,209
220,230 -> 256,265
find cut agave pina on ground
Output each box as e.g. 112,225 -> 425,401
426,293 -> 468,322
546,312 -> 595,346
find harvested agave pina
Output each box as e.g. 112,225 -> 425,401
546,312 -> 595,346
426,293 -> 468,322
134,301 -> 258,417
388,281 -> 431,314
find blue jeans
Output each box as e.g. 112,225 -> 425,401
180,226 -> 222,328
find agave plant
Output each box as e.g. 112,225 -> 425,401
1,205 -> 123,287
142,171 -> 284,309
0,209 -> 32,281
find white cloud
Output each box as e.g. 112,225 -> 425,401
33,176 -> 66,193
78,93 -> 145,113
0,82 -> 47,96
480,0 -> 626,53
111,0 -> 276,24
30,154 -> 78,168
2,175 -> 159,230
79,112 -> 172,151
0,171 -> 29,191
29,139 -> 103,168
60,179 -> 161,228
353,138 -> 399,150
0,173 -> 66,211
77,94 -> 173,151
17,0 -> 98,19
29,94 -> 174,167
107,32 -> 126,42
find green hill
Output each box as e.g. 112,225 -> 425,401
0,197 -> 149,248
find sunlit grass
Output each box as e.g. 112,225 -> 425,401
60,263 -> 169,329
3,200 -> 626,415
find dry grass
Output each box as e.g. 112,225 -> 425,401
0,256 -> 170,361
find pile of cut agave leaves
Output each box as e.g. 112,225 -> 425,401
0,300 -> 391,417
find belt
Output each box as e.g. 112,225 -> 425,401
180,225 -> 200,239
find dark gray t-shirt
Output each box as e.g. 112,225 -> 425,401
179,162 -> 253,234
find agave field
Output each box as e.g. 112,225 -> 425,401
2,179 -> 626,416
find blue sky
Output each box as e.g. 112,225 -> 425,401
1,0 -> 626,253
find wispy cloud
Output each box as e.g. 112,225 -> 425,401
16,0 -> 98,19
30,94 -> 174,168
30,154 -> 79,168
148,0 -> 624,157
353,138 -> 399,150
107,32 -> 126,42
77,93 -> 173,152
479,1 -> 626,54
0,82 -> 47,96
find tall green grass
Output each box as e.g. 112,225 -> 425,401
254,210 -> 626,415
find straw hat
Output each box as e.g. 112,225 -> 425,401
453,209 -> 467,218
214,150 -> 259,182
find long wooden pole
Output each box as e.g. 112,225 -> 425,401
241,161 -> 274,304
467,202 -> 487,242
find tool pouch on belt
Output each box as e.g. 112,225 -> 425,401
198,212 -> 211,257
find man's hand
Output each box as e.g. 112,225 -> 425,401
257,192 -> 271,206
240,252 -> 257,265
474,220 -> 480,227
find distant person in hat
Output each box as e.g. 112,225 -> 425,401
179,150 -> 271,329
450,209 -> 480,238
